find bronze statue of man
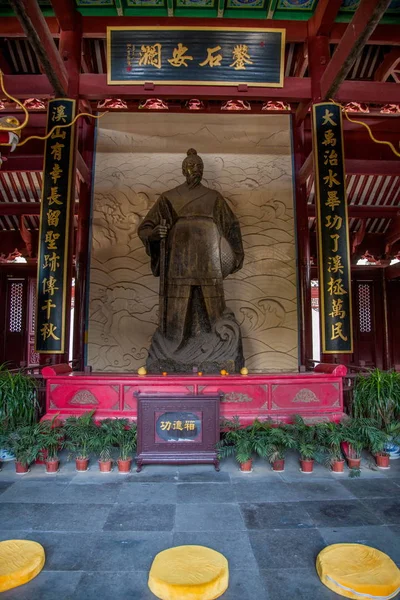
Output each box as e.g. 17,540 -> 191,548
138,148 -> 245,373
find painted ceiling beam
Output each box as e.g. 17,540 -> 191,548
307,205 -> 400,218
330,24 -> 400,46
7,0 -> 68,97
320,0 -> 393,100
374,47 -> 400,81
50,0 -> 79,30
308,0 -> 343,38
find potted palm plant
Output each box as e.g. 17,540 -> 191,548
114,419 -> 137,473
368,421 -> 400,469
64,410 -> 97,471
95,418 -> 120,472
317,422 -> 346,473
262,424 -> 296,472
3,422 -> 47,473
39,418 -> 65,473
217,418 -> 268,472
0,365 -> 39,429
292,415 -> 320,473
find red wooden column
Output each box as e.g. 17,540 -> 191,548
292,121 -> 312,368
73,119 -> 95,370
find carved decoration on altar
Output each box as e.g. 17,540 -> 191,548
292,388 -> 319,403
88,113 -> 298,373
219,391 -> 253,403
69,390 -> 99,406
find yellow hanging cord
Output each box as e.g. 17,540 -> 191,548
16,111 -> 107,147
329,98 -> 400,159
0,70 -> 29,132
0,69 -> 107,145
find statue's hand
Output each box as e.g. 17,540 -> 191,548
150,224 -> 168,241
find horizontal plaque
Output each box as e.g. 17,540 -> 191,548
107,26 -> 285,87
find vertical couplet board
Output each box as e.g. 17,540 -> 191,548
35,99 -> 76,354
312,102 -> 353,354
136,395 -> 221,471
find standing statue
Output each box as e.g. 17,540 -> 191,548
138,149 -> 245,373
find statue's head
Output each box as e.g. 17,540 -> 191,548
182,148 -> 203,188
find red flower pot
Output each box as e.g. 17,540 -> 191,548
272,459 -> 285,472
300,459 -> 314,473
46,459 -> 59,473
347,457 -> 361,469
331,459 -> 345,473
375,453 -> 390,469
118,458 -> 132,473
76,457 -> 89,472
239,459 -> 253,472
15,461 -> 29,474
99,460 -> 112,473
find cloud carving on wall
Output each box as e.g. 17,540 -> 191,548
88,114 -> 298,372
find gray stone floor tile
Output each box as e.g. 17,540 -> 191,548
261,568 -> 340,599
319,525 -> 400,565
0,503 -> 37,530
117,482 -> 177,504
125,472 -> 179,483
177,482 -> 234,503
172,531 -> 258,570
56,482 -> 122,504
362,499 -> 400,525
220,570 -> 270,600
232,481 -> 290,503
0,481 -> 70,504
0,531 -> 95,571
249,529 -> 325,569
240,502 -> 314,530
71,571 -> 155,600
303,500 -> 383,527
103,503 -> 175,531
175,503 -> 245,531
288,481 -> 357,501
0,571 -> 82,600
178,470 -> 230,482
0,481 -> 13,495
30,503 -> 112,531
338,478 -> 400,498
88,532 -> 173,571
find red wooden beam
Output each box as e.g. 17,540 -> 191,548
295,35 -> 330,125
76,151 -> 90,185
293,43 -> 308,79
337,80 -> 400,104
330,24 -> 400,46
307,205 -> 400,218
301,155 -> 400,179
50,0 -> 78,31
81,17 -> 308,42
299,151 -> 313,184
0,16 -> 60,37
79,74 -> 312,101
320,0 -> 393,100
386,262 -> 400,280
308,0 -> 343,38
7,0 -> 68,96
375,47 -> 400,82
1,156 -> 43,171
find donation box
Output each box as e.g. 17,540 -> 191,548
136,394 -> 221,471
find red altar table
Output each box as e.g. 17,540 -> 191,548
41,368 -> 346,424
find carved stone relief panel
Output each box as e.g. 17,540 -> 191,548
88,113 -> 298,372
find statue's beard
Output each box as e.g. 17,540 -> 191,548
186,174 -> 202,188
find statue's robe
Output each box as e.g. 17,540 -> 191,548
138,182 -> 244,347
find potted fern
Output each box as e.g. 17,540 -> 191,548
95,418 -> 120,472
262,424 -> 296,472
3,422 -> 47,473
114,419 -> 137,473
64,410 -> 98,471
292,415 -> 320,473
368,422 -> 400,469
40,418 -> 65,473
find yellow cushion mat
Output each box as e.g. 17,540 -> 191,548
148,545 -> 229,600
0,540 -> 45,592
316,544 -> 400,599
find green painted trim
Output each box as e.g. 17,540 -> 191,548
335,12 -> 400,23
225,1 -> 266,10
114,0 -> 125,15
273,9 -> 310,19
124,6 -> 168,14
217,0 -> 225,18
77,6 -> 118,14
266,0 -> 278,18
166,0 -> 174,16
